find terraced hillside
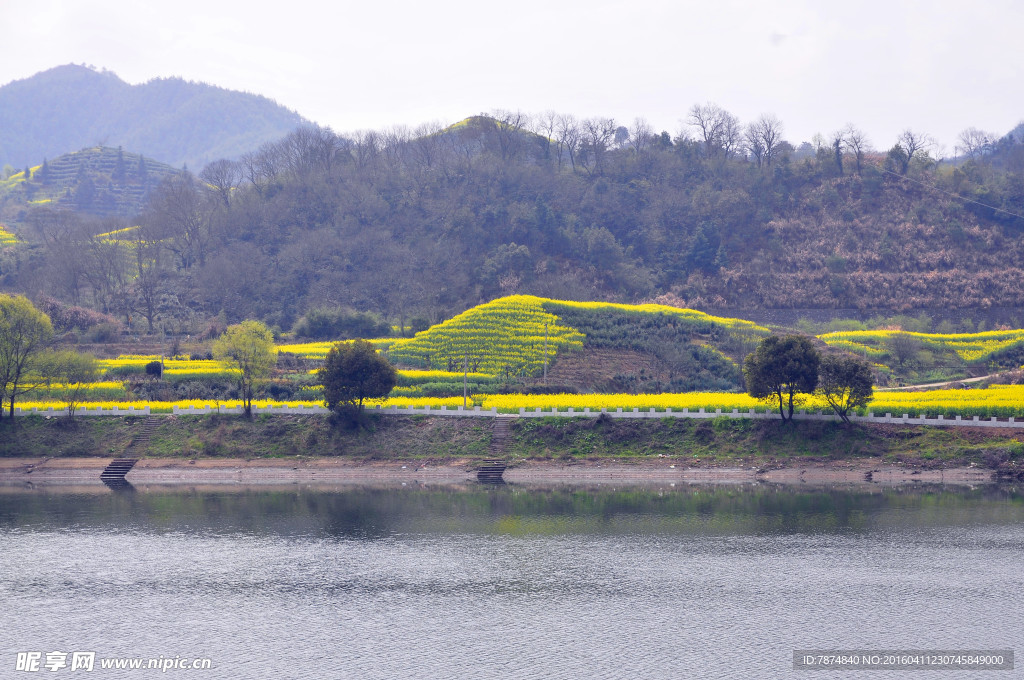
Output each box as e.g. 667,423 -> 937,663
819,328 -> 1024,384
385,296 -> 770,392
0,146 -> 179,221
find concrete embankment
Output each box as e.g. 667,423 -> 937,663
0,456 -> 999,488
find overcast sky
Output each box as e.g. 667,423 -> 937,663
3,0 -> 1022,154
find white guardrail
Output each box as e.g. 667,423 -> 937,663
10,404 -> 1024,428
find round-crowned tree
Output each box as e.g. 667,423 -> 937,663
817,354 -> 874,424
743,334 -> 820,422
319,340 -> 397,421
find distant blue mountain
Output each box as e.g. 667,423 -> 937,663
0,64 -> 307,170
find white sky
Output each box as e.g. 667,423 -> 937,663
2,0 -> 1022,154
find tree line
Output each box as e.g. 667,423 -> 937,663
7,106 -> 1024,337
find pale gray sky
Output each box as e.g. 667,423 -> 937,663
3,0 -> 1022,153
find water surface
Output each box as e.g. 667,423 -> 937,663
2,483 -> 1021,678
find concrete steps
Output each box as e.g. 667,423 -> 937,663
479,415 -> 517,482
100,458 -> 138,480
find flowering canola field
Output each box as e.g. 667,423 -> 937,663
98,355 -> 240,381
17,298 -> 1024,420
276,338 -> 397,359
387,295 -> 585,375
0,223 -> 18,246
479,386 -> 1024,418
819,329 -> 1024,363
544,299 -> 768,332
17,386 -> 1024,419
15,397 -> 468,414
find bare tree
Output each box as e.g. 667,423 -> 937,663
84,225 -> 133,320
280,124 -> 342,179
555,114 -> 582,171
892,129 -> 936,174
24,208 -> 90,304
744,114 -> 784,168
956,127 -> 995,160
130,226 -> 166,333
239,143 -> 282,197
628,118 -> 654,154
352,129 -> 385,181
409,121 -> 446,172
381,125 -> 412,168
200,159 -> 242,210
489,109 -> 532,163
532,110 -> 560,162
688,103 -> 742,158
580,117 -> 618,174
146,172 -> 212,270
841,124 -> 870,174
898,129 -> 935,159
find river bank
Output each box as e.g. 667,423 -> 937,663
0,454 -> 1001,487
0,413 -> 1022,484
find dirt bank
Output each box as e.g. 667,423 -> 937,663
0,414 -> 1021,486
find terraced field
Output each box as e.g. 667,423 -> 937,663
11,296 -> 1024,420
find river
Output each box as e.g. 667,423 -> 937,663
1,482 -> 1021,678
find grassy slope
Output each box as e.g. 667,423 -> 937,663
507,416 -> 1024,471
1,415 -> 1022,477
0,415 -> 493,461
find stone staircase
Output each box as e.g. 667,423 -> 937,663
100,416 -> 159,482
478,415 -> 517,482
100,458 -> 139,481
489,415 -> 517,455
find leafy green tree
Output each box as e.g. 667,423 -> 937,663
817,354 -> 874,424
743,335 -> 820,422
886,144 -> 910,175
212,320 -> 276,417
36,350 -> 98,418
686,223 -> 719,272
319,340 -> 397,420
0,295 -> 54,417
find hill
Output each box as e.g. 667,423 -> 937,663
380,296 -> 1024,390
376,295 -> 768,392
6,111 -> 1024,338
274,296 -> 1024,396
0,64 -> 306,170
0,146 -> 180,221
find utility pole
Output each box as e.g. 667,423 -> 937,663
463,354 -> 468,409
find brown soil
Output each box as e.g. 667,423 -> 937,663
544,348 -> 674,390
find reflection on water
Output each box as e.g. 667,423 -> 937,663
1,483 -> 1022,679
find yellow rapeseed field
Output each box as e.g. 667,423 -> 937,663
819,329 -> 1024,363
17,386 -> 1024,418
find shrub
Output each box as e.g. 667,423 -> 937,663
85,322 -> 122,343
293,308 -> 391,340
34,295 -> 121,333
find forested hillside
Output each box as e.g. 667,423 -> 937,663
3,110 -> 1024,335
0,64 -> 306,170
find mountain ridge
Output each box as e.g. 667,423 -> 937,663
0,64 -> 307,170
